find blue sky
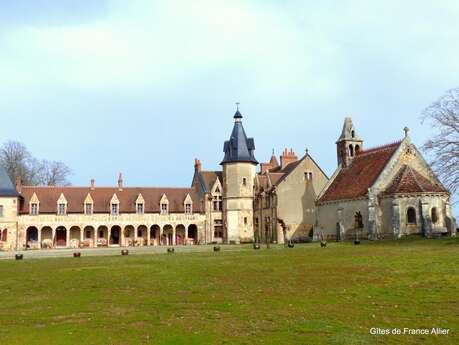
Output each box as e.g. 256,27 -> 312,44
1,0 -> 458,194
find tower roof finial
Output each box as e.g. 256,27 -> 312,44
233,102 -> 243,120
403,126 -> 409,137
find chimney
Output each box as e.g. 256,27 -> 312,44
280,148 -> 298,170
118,173 -> 123,191
16,176 -> 22,194
90,179 -> 95,190
194,158 -> 202,172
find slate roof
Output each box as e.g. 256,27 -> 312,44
0,166 -> 19,197
385,165 -> 447,194
221,111 -> 258,165
319,142 -> 401,203
18,186 -> 201,214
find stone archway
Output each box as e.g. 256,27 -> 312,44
40,226 -> 53,248
110,225 -> 121,246
124,225 -> 135,246
55,226 -> 67,247
163,224 -> 173,245
188,224 -> 198,245
176,224 -> 186,245
97,226 -> 108,247
137,225 -> 148,246
83,226 -> 95,248
69,226 -> 81,248
26,226 -> 39,248
150,225 -> 160,246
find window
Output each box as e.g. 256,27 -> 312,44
242,178 -> 247,186
31,203 -> 38,215
99,230 -> 104,238
111,203 -> 119,216
137,203 -> 144,215
58,203 -> 66,215
185,203 -> 192,214
407,207 -> 416,224
305,172 -> 313,181
161,203 -> 168,215
255,217 -> 259,227
244,217 -> 248,225
85,230 -> 91,239
351,130 -> 355,138
349,144 -> 354,157
354,211 -> 363,228
0,205 -> 3,217
137,229 -> 142,237
431,207 -> 438,224
213,195 -> 222,211
85,203 -> 93,215
214,219 -> 223,238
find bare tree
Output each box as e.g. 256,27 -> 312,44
0,140 -> 72,186
422,87 -> 459,194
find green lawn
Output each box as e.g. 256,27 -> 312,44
0,238 -> 458,345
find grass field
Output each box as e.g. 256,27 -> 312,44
0,238 -> 458,345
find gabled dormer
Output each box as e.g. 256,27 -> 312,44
29,192 -> 40,215
57,193 -> 68,215
84,193 -> 94,215
136,193 -> 145,215
160,194 -> 169,215
110,193 -> 120,216
184,193 -> 193,214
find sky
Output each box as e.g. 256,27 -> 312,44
1,0 -> 458,195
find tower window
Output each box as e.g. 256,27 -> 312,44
244,217 -> 248,225
355,145 -> 360,154
242,178 -> 247,186
349,144 -> 354,157
351,130 -> 355,138
305,172 -> 313,181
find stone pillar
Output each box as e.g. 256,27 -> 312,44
52,227 -> 56,247
94,227 -> 98,247
147,228 -> 151,246
392,199 -> 401,239
37,228 -> 42,248
185,227 -> 189,245
80,228 -> 84,243
159,227 -> 163,246
120,227 -> 125,247
421,199 -> 432,238
108,228 -> 111,246
66,229 -> 70,248
172,227 -> 176,245
367,190 -> 379,240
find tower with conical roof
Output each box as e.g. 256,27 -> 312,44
336,117 -> 363,167
221,107 -> 258,244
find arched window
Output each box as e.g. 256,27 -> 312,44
431,207 -> 438,223
351,130 -> 355,138
355,145 -> 360,154
407,207 -> 416,224
349,145 -> 354,157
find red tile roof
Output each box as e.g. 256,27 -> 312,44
19,186 -> 201,214
199,171 -> 222,191
385,165 -> 447,194
319,142 -> 401,203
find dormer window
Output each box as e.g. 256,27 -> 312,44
31,203 -> 39,215
137,203 -> 144,215
58,203 -> 66,215
160,193 -> 169,215
85,203 -> 93,215
111,203 -> 119,216
185,203 -> 192,214
160,203 -> 168,215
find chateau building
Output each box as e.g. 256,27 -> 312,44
0,111 -> 456,251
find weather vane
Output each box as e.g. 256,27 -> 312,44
236,102 -> 240,111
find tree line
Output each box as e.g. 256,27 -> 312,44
0,141 -> 72,186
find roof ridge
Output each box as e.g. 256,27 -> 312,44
357,140 -> 402,156
22,186 -> 194,190
408,166 -> 426,192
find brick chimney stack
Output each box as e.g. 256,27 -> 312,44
280,148 -> 298,170
194,159 -> 202,172
90,179 -> 95,190
16,176 -> 22,194
118,173 -> 123,191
